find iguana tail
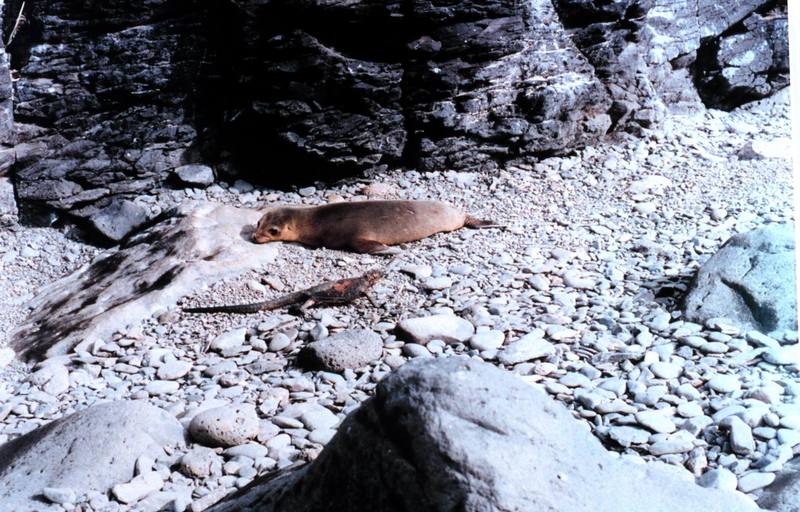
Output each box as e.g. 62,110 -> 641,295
182,302 -> 268,314
183,292 -> 302,314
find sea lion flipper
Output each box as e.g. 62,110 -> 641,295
464,214 -> 504,229
350,239 -> 402,255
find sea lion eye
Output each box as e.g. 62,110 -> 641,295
268,227 -> 280,236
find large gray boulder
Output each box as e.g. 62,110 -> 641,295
0,401 -> 185,511
209,358 -> 758,512
11,201 -> 278,361
683,223 -> 796,336
758,458 -> 800,512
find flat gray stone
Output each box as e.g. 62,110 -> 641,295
650,361 -> 682,379
635,410 -> 677,434
299,407 -> 340,431
145,380 -> 179,395
469,331 -> 505,351
777,429 -> 800,447
210,328 -> 247,353
497,331 -> 553,365
397,315 -> 474,345
649,431 -> 696,455
42,487 -> 76,505
157,360 -> 193,380
608,426 -> 651,448
224,443 -> 269,460
208,358 -> 758,512
174,164 -> 215,187
559,372 -> 592,388
729,417 -> 756,455
180,447 -> 221,478
677,402 -> 704,418
112,471 -> 163,504
421,277 -> 453,290
298,329 -> 383,372
0,401 -> 185,512
762,345 -> 800,365
707,374 -> 742,393
739,472 -> 776,493
88,197 -> 149,243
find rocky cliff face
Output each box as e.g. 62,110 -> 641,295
1,0 -> 217,236
0,0 -> 789,241
219,0 -> 612,180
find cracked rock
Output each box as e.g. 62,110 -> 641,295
683,223 -> 796,336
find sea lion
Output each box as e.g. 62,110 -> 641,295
252,200 -> 498,254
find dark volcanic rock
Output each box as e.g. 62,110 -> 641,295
9,0 -> 218,235
4,0 -> 790,229
553,0 -> 776,130
683,223 -> 797,336
221,0 -> 611,177
695,5 -> 789,110
403,0 -> 612,172
221,19 -> 407,181
208,358 -> 757,512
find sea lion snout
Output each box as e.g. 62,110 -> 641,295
252,230 -> 269,244
252,208 -> 294,244
252,225 -> 281,244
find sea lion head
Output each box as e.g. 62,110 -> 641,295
252,207 -> 298,244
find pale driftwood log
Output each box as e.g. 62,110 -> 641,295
12,201 -> 278,361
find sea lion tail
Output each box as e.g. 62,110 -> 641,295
464,215 -> 504,229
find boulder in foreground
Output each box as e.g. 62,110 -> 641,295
0,401 -> 185,511
757,458 -> 800,512
209,358 -> 758,512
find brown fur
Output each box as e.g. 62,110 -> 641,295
252,200 -> 496,254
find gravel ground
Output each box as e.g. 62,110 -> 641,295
0,89 -> 796,511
